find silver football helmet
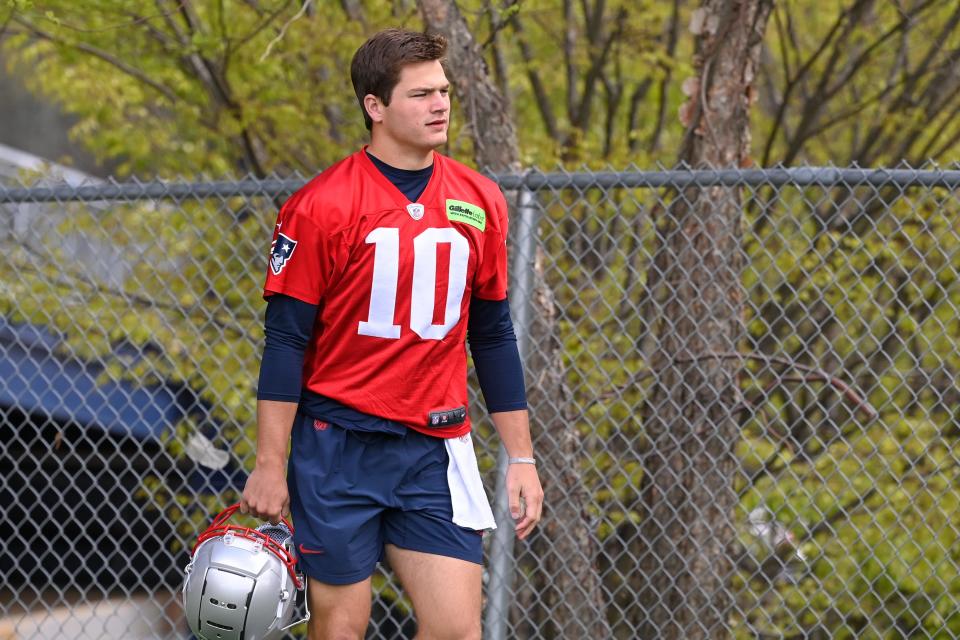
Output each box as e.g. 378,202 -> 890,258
182,504 -> 309,640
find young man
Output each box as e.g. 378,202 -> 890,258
239,29 -> 543,640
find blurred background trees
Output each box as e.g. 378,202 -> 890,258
2,0 -> 960,637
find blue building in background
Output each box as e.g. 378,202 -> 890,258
0,146 -> 245,621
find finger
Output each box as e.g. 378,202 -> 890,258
525,491 -> 544,522
508,486 -> 523,520
513,515 -> 531,538
520,474 -> 543,515
514,491 -> 542,539
515,512 -> 539,538
514,514 -> 537,540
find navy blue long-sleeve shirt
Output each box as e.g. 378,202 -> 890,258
257,154 -> 526,431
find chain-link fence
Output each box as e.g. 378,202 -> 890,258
1,166 -> 959,639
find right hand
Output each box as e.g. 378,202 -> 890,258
239,464 -> 289,524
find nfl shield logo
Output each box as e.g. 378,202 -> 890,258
407,203 -> 425,220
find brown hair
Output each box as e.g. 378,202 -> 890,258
350,29 -> 447,131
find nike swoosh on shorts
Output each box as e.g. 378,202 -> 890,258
298,543 -> 325,555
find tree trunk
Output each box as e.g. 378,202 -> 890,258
636,1 -> 773,638
514,246 -> 611,639
417,1 -> 611,636
416,0 -> 519,173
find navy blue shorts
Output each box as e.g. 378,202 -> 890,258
288,413 -> 484,585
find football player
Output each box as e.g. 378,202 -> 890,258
240,28 -> 543,640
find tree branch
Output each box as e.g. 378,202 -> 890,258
646,0 -> 681,153
686,351 -> 877,420
157,0 -> 270,175
259,0 -> 312,62
339,0 -> 366,24
479,0 -> 517,49
783,0 -> 940,165
626,78 -> 654,152
121,8 -> 180,52
571,5 -> 625,131
601,75 -> 622,159
803,487 -> 879,540
11,16 -> 181,104
760,0 -> 869,165
7,257 -> 254,336
563,0 -> 578,124
45,8 -> 174,33
510,11 -> 559,140
417,0 -> 518,170
485,0 -> 512,112
231,0 -> 296,52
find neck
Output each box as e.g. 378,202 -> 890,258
366,137 -> 435,170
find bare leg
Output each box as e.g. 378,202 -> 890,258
384,545 -> 482,640
306,576 -> 373,640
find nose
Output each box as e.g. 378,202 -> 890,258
431,91 -> 449,113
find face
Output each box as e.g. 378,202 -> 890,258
366,60 -> 450,153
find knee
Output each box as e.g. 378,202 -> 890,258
309,625 -> 365,640
308,613 -> 367,640
416,619 -> 481,640
455,627 -> 481,640
305,576 -> 371,640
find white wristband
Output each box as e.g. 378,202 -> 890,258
508,457 -> 536,465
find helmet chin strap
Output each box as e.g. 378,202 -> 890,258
183,503 -> 311,638
274,546 -> 311,631
280,580 -> 311,632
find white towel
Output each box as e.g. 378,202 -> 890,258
444,433 -> 497,531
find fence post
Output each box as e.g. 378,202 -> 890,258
484,186 -> 539,640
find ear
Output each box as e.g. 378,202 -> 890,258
364,94 -> 385,125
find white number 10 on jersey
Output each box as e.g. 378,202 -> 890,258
358,227 -> 469,340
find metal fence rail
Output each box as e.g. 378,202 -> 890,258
1,167 -> 958,639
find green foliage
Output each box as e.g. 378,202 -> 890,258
2,1 -> 403,175
5,1 -> 960,636
0,183 -> 275,547
1,0 -> 693,172
535,178 -> 960,636
758,1 -> 960,165
730,184 -> 960,637
474,0 -> 688,166
6,1 -> 960,170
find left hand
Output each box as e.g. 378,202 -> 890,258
506,463 -> 543,540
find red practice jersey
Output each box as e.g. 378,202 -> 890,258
263,149 -> 509,438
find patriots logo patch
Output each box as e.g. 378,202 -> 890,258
270,232 -> 297,275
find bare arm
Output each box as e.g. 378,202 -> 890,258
490,409 -> 543,540
239,399 -> 298,523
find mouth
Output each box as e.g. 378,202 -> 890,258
427,120 -> 447,128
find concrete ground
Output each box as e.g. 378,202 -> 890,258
0,592 -> 187,640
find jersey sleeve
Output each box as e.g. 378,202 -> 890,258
263,203 -> 332,305
471,193 -> 509,300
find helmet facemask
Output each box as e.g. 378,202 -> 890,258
182,504 -> 310,640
